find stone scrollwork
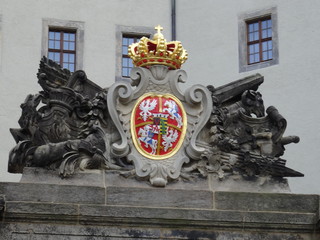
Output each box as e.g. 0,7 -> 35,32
181,74 -> 303,180
184,84 -> 213,160
8,57 -> 303,186
9,57 -> 123,177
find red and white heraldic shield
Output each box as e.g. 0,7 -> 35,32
131,93 -> 187,160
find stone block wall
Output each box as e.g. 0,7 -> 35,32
0,168 -> 319,239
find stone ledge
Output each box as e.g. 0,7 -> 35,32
2,201 -> 317,231
19,167 -> 291,193
1,222 -> 316,240
106,186 -> 213,209
20,167 -> 105,187
215,191 -> 319,213
0,182 -> 105,205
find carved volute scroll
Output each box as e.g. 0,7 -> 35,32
107,65 -> 212,186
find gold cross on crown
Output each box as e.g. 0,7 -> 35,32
155,25 -> 163,35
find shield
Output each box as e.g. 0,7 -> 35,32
131,93 -> 187,160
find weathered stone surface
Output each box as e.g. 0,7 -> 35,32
161,229 -> 314,240
0,223 -> 163,240
5,202 -> 78,216
0,194 -> 4,209
105,170 -> 210,190
215,191 -> 319,213
242,211 -> 317,229
4,202 -> 79,223
0,219 -> 318,240
106,186 -> 213,209
21,167 -> 105,187
0,179 -> 319,239
79,205 -> 244,225
0,182 -> 105,204
209,174 -> 291,193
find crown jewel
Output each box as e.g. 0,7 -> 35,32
128,25 -> 188,69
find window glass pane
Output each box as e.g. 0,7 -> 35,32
126,68 -> 130,76
48,52 -> 54,60
254,53 -> 259,62
63,42 -> 69,50
69,42 -> 75,51
254,32 -> 259,41
69,34 -> 75,41
128,38 -> 134,45
268,40 -> 272,50
122,46 -> 128,55
262,30 -> 267,39
49,32 -> 54,39
267,29 -> 272,38
122,37 -> 128,45
55,32 -> 60,40
49,40 -> 54,49
54,53 -> 60,63
268,50 -> 273,59
69,64 -> 75,72
249,54 -> 254,64
69,54 -> 75,63
262,51 -> 268,61
254,43 -> 259,53
261,20 -> 267,29
63,63 -> 68,69
262,42 -> 267,51
267,19 -> 272,28
64,33 -> 69,41
249,44 -> 254,54
253,23 -> 259,31
63,53 -> 69,62
248,24 -> 254,32
122,58 -> 128,67
129,60 -> 133,68
249,33 -> 254,42
54,40 -> 60,49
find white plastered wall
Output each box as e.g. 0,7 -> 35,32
0,0 -> 319,195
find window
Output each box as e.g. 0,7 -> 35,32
115,25 -> 154,81
247,17 -> 272,65
238,7 -> 278,72
122,35 -> 147,77
48,29 -> 76,72
42,19 -> 84,71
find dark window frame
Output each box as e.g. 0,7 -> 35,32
48,28 -> 77,72
238,7 -> 278,73
121,33 -> 150,78
246,16 -> 272,65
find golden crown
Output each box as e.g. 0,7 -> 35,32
128,25 -> 188,69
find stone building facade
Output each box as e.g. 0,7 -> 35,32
0,0 -> 319,195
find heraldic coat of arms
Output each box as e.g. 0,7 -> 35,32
8,25 -> 302,187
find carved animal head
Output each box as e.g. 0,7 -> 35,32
241,90 -> 265,117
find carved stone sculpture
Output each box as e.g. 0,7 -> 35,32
8,26 -> 303,187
